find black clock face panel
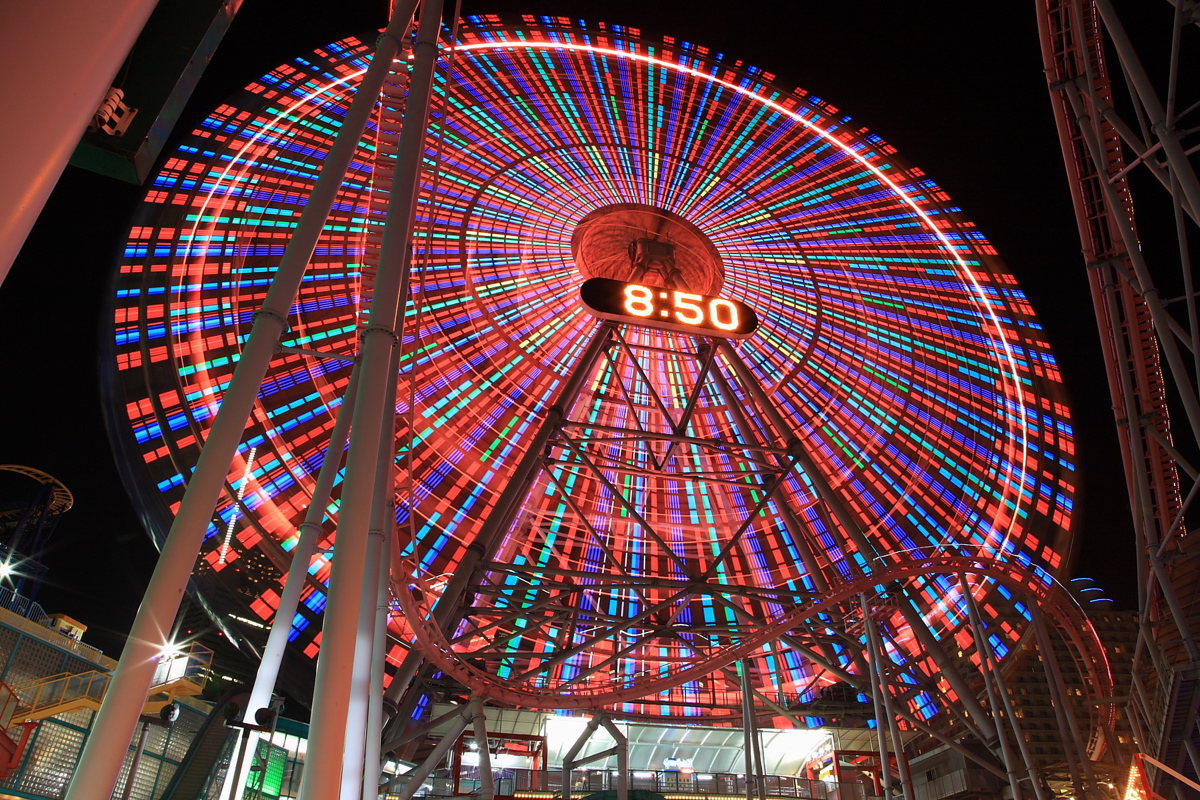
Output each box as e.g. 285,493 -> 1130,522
579,278 -> 759,338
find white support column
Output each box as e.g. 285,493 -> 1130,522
958,577 -> 1049,800
471,701 -> 495,800
597,714 -> 628,800
341,526 -> 387,800
863,595 -> 913,800
226,10 -> 420,797
395,707 -> 472,800
1030,607 -> 1095,796
64,3 -> 420,797
363,531 -> 392,800
961,580 -> 1023,800
221,372 -> 360,800
345,339 -> 401,799
861,595 -> 893,800
562,715 -> 604,800
740,663 -> 756,800
297,0 -> 443,794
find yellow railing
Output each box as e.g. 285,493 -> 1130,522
11,670 -> 109,717
9,641 -> 214,722
151,641 -> 214,689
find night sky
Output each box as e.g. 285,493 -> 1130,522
0,1 -> 1149,660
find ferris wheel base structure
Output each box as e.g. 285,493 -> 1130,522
63,7 -> 1127,800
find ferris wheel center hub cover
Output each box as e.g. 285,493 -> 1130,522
571,203 -> 725,294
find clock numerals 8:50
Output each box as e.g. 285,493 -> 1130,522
622,284 -> 742,332
578,277 -> 758,338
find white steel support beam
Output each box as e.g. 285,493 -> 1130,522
598,714 -> 629,800
393,705 -> 472,800
64,3 -> 420,798
862,597 -> 913,800
1031,606 -> 1092,795
346,308 -> 403,800
861,595 -> 895,800
561,715 -> 604,800
299,0 -> 442,794
364,531 -> 392,800
960,576 -> 1049,800
219,370 -> 361,800
471,704 -> 495,800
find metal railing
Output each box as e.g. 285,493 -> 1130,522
152,641 -> 214,688
5,641 -> 214,723
0,590 -> 111,663
11,670 -> 109,715
0,585 -> 48,624
440,767 -> 869,800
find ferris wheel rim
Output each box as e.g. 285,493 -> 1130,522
108,19 -> 1079,719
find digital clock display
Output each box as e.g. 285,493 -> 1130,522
579,278 -> 759,338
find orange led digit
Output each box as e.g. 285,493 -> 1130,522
709,298 -> 740,331
622,284 -> 656,317
672,291 -> 705,325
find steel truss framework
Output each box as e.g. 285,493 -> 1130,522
390,319 -> 1119,799
79,7 -> 1125,800
1038,2 -> 1200,796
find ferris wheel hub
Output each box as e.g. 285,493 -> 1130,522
571,203 -> 724,294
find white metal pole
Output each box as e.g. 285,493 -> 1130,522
64,4 -> 420,797
1030,607 -> 1093,796
863,595 -> 913,800
961,580 -> 1023,800
395,709 -> 471,800
0,0 -> 160,285
739,662 -> 755,800
361,336 -> 399,800
860,595 -> 892,799
562,714 -> 604,800
958,578 -> 1048,800
471,701 -> 495,800
220,372 -> 361,800
598,714 -> 629,800
298,0 -> 443,794
341,527 -> 386,799
363,531 -> 392,800
343,358 -> 398,800
224,1 -> 418,783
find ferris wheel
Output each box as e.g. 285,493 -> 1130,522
93,10 -> 1113,800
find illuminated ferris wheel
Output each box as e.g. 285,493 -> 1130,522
99,10 -> 1115,799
